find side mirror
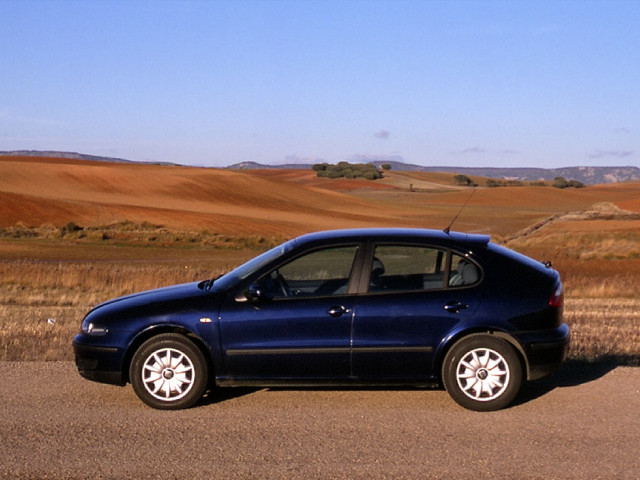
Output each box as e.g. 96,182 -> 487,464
238,283 -> 267,304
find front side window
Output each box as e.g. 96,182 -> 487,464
258,245 -> 359,299
216,239 -> 297,290
369,245 -> 446,293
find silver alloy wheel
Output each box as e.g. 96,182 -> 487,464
455,347 -> 510,402
141,347 -> 195,401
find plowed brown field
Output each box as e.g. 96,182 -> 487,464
3,155 -> 640,238
0,157 -> 410,237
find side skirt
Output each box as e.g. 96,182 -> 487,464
215,377 -> 440,389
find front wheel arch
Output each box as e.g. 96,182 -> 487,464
122,326 -> 214,385
129,332 -> 209,409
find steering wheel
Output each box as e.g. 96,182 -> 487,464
273,270 -> 291,297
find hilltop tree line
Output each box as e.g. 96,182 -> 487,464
313,162 -> 389,180
311,164 -> 585,188
454,174 -> 584,189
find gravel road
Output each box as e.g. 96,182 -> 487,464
1,362 -> 638,479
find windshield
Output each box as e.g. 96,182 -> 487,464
213,238 -> 297,290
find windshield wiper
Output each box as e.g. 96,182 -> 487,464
199,274 -> 224,291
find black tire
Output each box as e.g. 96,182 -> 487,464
442,335 -> 522,412
129,333 -> 208,410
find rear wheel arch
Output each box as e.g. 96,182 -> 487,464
436,330 -> 528,384
491,331 -> 530,379
440,333 -> 525,411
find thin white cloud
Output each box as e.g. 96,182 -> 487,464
349,154 -> 404,163
458,147 -> 487,154
453,147 -> 518,156
374,130 -> 390,139
283,154 -> 325,164
588,150 -> 634,159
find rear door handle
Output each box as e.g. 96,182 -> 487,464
444,301 -> 468,313
327,305 -> 350,317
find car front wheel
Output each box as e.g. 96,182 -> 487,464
442,335 -> 522,411
130,333 -> 208,410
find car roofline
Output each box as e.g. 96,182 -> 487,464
293,228 -> 490,248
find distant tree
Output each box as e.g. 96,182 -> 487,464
325,168 -> 343,179
486,178 -> 528,187
313,162 -> 381,180
553,177 -> 569,189
552,177 -> 584,189
454,174 -> 473,186
505,180 -> 524,187
361,169 -> 380,180
380,163 -> 392,171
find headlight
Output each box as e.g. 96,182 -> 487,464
81,318 -> 108,336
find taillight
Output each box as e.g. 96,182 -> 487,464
549,282 -> 564,307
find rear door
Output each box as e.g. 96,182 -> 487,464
351,244 -> 482,380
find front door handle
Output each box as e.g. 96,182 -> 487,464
444,301 -> 468,313
327,305 -> 350,317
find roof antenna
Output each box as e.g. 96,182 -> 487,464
443,187 -> 476,234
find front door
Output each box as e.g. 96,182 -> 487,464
218,245 -> 360,381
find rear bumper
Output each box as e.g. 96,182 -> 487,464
73,334 -> 126,385
516,323 -> 570,381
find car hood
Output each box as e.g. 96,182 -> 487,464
85,281 -> 221,322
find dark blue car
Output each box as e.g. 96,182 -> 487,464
73,228 -> 569,411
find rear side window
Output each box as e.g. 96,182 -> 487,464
448,253 -> 481,287
369,245 -> 446,293
367,245 -> 482,293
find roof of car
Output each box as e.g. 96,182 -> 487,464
294,228 -> 491,248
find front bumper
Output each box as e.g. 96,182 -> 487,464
73,334 -> 126,385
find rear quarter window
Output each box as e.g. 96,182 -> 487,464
486,243 -> 550,275
484,243 -> 558,299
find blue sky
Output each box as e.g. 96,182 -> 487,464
1,0 -> 638,168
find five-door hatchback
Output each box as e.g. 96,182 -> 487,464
73,228 -> 569,411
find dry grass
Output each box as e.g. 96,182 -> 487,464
0,305 -> 80,361
1,239 -> 638,366
0,236 -> 262,362
0,259 -> 246,362
0,259 -> 222,362
564,298 -> 640,365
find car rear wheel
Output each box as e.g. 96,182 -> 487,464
442,335 -> 522,411
130,333 -> 208,410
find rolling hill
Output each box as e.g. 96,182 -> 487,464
229,160 -> 640,185
3,150 -> 639,184
1,155 -> 640,239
